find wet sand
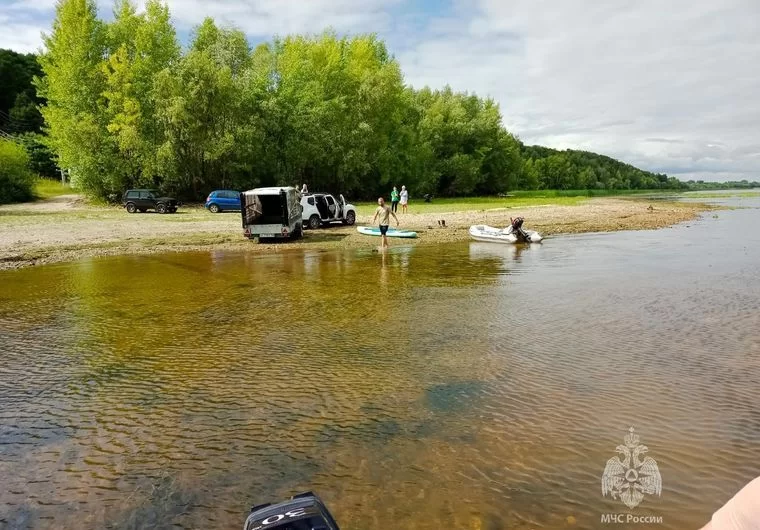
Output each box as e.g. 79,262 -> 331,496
0,195 -> 715,270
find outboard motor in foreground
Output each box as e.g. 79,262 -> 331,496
244,492 -> 340,530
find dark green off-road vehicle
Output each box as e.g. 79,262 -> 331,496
122,189 -> 180,214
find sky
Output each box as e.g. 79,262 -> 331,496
1,0 -> 758,182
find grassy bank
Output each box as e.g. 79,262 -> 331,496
682,191 -> 760,199
352,189 -> 686,216
354,195 -> 588,216
507,189 -> 680,198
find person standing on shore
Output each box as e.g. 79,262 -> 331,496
390,186 -> 400,213
372,197 -> 399,249
400,185 -> 409,213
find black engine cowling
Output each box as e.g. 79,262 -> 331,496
244,492 -> 340,530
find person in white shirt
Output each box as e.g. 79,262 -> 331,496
399,185 -> 409,213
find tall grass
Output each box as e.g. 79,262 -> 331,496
34,178 -> 72,200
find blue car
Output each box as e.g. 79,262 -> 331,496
205,190 -> 241,213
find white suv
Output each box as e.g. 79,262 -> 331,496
301,193 -> 357,229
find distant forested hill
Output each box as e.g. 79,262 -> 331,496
518,144 -> 684,191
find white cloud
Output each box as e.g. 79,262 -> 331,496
161,0 -> 401,36
0,14 -> 45,53
4,0 -> 59,12
1,0 -> 758,181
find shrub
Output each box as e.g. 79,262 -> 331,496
0,138 -> 35,204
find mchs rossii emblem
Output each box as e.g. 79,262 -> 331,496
602,427 -> 662,509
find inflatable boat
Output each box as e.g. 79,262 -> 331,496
469,217 -> 543,244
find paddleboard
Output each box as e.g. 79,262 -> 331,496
357,226 -> 417,238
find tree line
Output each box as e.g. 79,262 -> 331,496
33,0 -> 525,200
681,179 -> 759,190
2,0 -> 755,205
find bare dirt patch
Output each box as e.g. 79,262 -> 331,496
0,194 -> 85,213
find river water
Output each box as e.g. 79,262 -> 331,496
1,194 -> 759,530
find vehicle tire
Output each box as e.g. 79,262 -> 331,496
126,202 -> 137,213
208,203 -> 220,213
138,208 -> 147,213
292,223 -> 303,239
156,203 -> 167,214
309,215 -> 321,230
344,211 -> 356,225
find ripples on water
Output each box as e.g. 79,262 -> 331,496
1,198 -> 759,529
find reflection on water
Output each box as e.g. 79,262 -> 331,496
1,197 -> 759,529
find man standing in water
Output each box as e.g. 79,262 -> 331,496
372,197 -> 399,249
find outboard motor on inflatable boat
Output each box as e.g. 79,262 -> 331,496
244,492 -> 340,530
510,216 -> 530,243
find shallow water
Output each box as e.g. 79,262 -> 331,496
1,195 -> 759,530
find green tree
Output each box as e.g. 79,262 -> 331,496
413,87 -> 519,196
101,0 -> 180,188
36,0 -> 113,195
154,19 -> 248,197
19,133 -> 59,178
243,32 -> 410,197
102,44 -> 142,185
519,158 -> 539,189
8,93 -> 45,132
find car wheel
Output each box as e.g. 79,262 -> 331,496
156,203 -> 167,214
126,202 -> 137,213
309,215 -> 321,229
344,211 -> 356,225
209,203 -> 220,213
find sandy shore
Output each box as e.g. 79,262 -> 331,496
0,195 -> 715,270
